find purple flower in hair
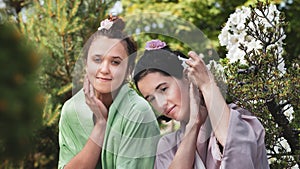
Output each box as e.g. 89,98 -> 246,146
145,39 -> 167,50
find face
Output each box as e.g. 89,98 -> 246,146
137,72 -> 190,122
86,36 -> 128,94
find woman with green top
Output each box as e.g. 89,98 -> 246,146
58,16 -> 160,169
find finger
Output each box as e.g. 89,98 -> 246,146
83,75 -> 89,95
89,83 -> 94,98
186,65 -> 196,74
186,69 -> 195,84
188,51 -> 207,67
186,67 -> 197,83
95,99 -> 108,119
84,76 -> 92,104
185,59 -> 194,67
188,51 -> 199,61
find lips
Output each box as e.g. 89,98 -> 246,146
96,77 -> 112,81
164,105 -> 176,116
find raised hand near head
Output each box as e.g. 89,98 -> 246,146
185,83 -> 208,135
185,51 -> 214,91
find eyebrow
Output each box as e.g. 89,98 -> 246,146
111,56 -> 123,60
155,82 -> 166,90
92,54 -> 123,60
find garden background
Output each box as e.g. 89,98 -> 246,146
0,0 -> 299,168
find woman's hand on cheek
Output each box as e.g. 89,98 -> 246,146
84,75 -> 108,124
186,51 -> 214,91
84,75 -> 107,147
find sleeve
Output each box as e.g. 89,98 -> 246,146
116,105 -> 161,169
211,108 -> 270,169
58,100 -> 77,169
154,136 -> 176,169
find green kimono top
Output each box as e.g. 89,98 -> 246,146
58,84 -> 160,169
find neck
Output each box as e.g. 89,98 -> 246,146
100,93 -> 113,109
96,86 -> 122,109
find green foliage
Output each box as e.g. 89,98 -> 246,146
0,0 -> 299,168
0,0 -> 116,168
282,0 -> 300,63
0,22 -> 43,162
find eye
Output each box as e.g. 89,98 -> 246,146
111,58 -> 122,65
146,95 -> 155,103
93,56 -> 101,63
111,60 -> 121,65
160,87 -> 168,92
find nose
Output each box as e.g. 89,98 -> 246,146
156,94 -> 167,111
98,60 -> 110,74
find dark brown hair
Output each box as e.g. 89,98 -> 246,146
133,46 -> 188,91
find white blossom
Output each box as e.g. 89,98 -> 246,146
227,45 -> 247,64
218,26 -> 229,46
207,60 -> 224,73
218,4 -> 286,72
247,39 -> 262,53
277,57 -> 286,74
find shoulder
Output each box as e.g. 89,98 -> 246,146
229,103 -> 253,116
157,130 -> 181,155
120,85 -> 157,120
60,89 -> 88,125
61,89 -> 83,117
127,86 -> 152,109
228,103 -> 265,136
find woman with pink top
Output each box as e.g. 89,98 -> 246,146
133,39 -> 269,169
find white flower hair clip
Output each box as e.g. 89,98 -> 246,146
98,18 -> 114,30
177,55 -> 190,69
97,13 -> 118,31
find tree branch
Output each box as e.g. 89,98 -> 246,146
265,98 -> 299,156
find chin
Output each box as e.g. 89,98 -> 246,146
94,86 -> 112,94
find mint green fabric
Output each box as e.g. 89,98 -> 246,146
58,84 -> 160,169
58,88 -> 99,169
101,84 -> 160,169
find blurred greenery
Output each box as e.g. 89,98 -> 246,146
0,21 -> 43,165
0,0 -> 298,168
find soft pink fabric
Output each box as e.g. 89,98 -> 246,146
154,104 -> 270,169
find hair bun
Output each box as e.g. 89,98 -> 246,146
97,16 -> 127,39
111,18 -> 125,32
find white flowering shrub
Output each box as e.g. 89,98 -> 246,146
219,3 -> 286,73
218,2 -> 299,168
